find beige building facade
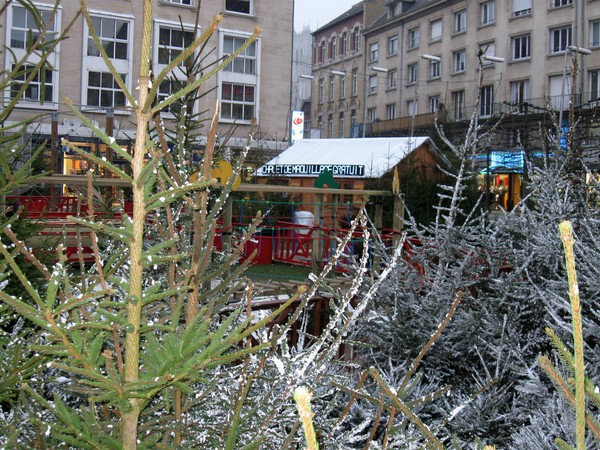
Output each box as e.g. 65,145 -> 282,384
2,0 -> 293,163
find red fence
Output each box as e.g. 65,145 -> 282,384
6,195 -> 132,220
6,196 -> 397,269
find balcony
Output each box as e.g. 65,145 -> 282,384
371,112 -> 437,135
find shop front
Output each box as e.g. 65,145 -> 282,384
478,150 -> 525,211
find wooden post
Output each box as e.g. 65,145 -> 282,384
393,194 -> 405,248
104,109 -> 114,204
105,108 -> 114,176
374,198 -> 383,267
50,113 -> 59,208
312,298 -> 323,338
222,196 -> 234,251
311,193 -> 324,274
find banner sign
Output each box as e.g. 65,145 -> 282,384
291,111 -> 304,143
259,164 -> 366,177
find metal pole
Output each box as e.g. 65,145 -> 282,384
557,49 -> 570,149
50,112 -> 59,208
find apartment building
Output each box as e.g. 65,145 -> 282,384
2,0 -> 293,174
362,0 -> 599,138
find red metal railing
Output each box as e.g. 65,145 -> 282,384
7,196 -> 398,269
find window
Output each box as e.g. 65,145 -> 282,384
512,34 -> 531,60
429,95 -> 440,113
386,104 -> 396,120
339,112 -> 345,137
369,42 -> 379,61
513,0 -> 532,16
388,35 -> 398,55
84,14 -> 132,110
351,68 -> 358,96
552,0 -> 572,7
480,42 -> 496,65
452,90 -> 465,119
88,17 -> 129,60
407,63 -> 418,84
408,27 -> 420,49
7,4 -> 59,107
430,19 -> 442,42
430,59 -> 441,79
480,1 -> 495,25
549,74 -> 570,110
219,31 -> 259,122
387,70 -> 397,89
331,36 -> 337,58
327,114 -> 333,138
340,76 -> 346,99
158,26 -> 194,66
158,79 -> 184,113
341,32 -> 348,55
354,27 -> 361,51
87,71 -> 127,107
225,0 -> 252,14
10,65 -> 54,103
329,75 -> 335,101
480,85 -> 494,117
590,20 -> 600,47
369,74 -> 377,94
367,107 -> 376,123
221,83 -> 254,120
407,99 -> 417,116
550,26 -> 572,53
453,50 -> 466,73
342,182 -> 353,203
318,78 -> 324,103
224,35 -> 256,74
164,0 -> 192,6
319,41 -> 326,63
10,5 -> 56,49
510,79 -> 530,108
590,70 -> 600,102
454,10 -> 467,34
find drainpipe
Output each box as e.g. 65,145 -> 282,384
398,19 -> 405,129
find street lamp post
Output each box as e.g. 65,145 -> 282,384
557,45 -> 591,149
413,55 -> 442,140
475,54 -> 505,210
362,66 -> 388,138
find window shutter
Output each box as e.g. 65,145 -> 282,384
513,0 -> 531,13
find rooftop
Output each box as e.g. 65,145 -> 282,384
257,137 -> 440,178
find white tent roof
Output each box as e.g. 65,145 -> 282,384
256,137 -> 438,179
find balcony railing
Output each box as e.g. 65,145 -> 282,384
365,92 -> 600,135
